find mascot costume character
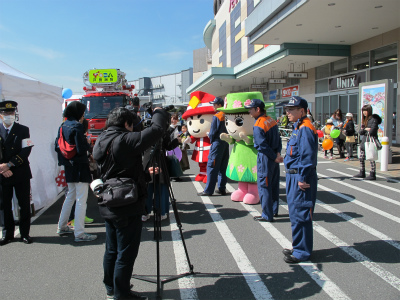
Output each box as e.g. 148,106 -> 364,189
182,91 -> 216,183
218,92 -> 264,204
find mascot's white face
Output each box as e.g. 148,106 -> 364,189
187,114 -> 213,138
225,113 -> 254,141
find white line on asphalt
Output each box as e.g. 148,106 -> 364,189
225,184 -> 351,300
327,169 -> 400,194
276,184 -> 400,293
280,181 -> 400,251
316,182 -> 400,224
191,178 -> 274,300
279,161 -> 334,166
312,222 -> 400,292
346,168 -> 400,183
169,206 -> 199,300
318,172 -> 400,207
316,199 -> 400,251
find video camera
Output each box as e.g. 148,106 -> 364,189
142,102 -> 174,128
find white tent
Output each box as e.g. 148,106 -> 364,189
0,60 -> 63,210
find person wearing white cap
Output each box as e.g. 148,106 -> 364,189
321,119 -> 334,159
343,113 -> 356,161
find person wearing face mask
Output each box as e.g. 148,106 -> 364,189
0,100 -> 34,246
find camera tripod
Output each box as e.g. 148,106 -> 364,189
132,140 -> 194,299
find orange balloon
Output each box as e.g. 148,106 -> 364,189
322,139 -> 333,150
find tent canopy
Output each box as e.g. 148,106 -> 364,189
0,60 -> 63,209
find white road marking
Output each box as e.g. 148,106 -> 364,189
327,169 -> 400,194
279,181 -> 400,292
346,168 -> 400,183
318,172 -> 400,207
316,182 -> 400,224
191,178 -> 274,300
169,206 -> 199,300
225,184 -> 351,300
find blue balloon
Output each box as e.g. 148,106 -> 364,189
62,88 -> 73,99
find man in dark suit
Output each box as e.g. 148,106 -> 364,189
0,100 -> 34,245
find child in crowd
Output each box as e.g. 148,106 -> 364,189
343,113 -> 356,161
322,119 -> 334,159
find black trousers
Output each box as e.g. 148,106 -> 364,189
1,179 -> 31,238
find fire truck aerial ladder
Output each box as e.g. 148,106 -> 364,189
80,68 -> 134,142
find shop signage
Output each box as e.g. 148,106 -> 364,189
269,78 -> 286,84
229,0 -> 239,12
329,72 -> 366,91
287,72 -> 308,79
281,85 -> 299,98
251,84 -> 267,89
269,89 -> 279,100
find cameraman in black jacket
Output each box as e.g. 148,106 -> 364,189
93,107 -> 169,300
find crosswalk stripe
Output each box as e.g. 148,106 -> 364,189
316,200 -> 400,251
312,222 -> 400,291
191,178 -> 274,300
327,169 -> 400,194
276,183 -> 400,293
346,168 -> 400,183
316,182 -> 400,224
225,184 -> 351,300
169,206 -> 199,300
317,172 -> 400,207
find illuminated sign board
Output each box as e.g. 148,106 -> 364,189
287,72 -> 308,79
89,69 -> 118,84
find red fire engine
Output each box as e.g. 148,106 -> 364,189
80,69 -> 134,143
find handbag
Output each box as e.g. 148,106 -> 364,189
166,154 -> 183,178
98,177 -> 138,207
96,136 -> 138,207
365,133 -> 378,161
345,136 -> 355,143
57,126 -> 77,159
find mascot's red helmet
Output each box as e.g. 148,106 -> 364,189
182,91 -> 216,120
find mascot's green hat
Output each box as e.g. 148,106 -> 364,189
218,91 -> 264,113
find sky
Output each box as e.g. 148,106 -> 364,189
0,0 -> 213,94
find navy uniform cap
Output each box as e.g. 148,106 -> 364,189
209,97 -> 224,105
244,98 -> 265,109
285,96 -> 308,110
0,100 -> 18,112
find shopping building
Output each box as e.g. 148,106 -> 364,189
188,0 -> 399,142
129,68 -> 193,107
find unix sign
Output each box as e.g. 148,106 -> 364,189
329,72 -> 366,91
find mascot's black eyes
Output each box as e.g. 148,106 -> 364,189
189,121 -> 192,126
235,117 -> 244,127
200,119 -> 204,124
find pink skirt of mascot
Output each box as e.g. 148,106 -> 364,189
182,91 -> 216,183
218,92 -> 264,205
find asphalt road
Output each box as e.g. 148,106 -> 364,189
1,148 -> 400,300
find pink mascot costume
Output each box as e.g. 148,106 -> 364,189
182,91 -> 215,183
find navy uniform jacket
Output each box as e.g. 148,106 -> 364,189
208,111 -> 228,143
284,117 -> 318,183
253,114 -> 282,160
0,123 -> 33,185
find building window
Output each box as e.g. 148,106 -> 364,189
351,51 -> 369,71
316,63 -> 330,79
315,79 -> 328,93
331,58 -> 348,76
371,43 -> 398,67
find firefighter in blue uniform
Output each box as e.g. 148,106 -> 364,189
198,97 -> 229,196
0,100 -> 34,246
245,99 -> 282,222
282,96 -> 318,263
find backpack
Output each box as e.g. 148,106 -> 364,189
57,126 -> 77,159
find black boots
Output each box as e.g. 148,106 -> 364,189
353,169 -> 365,178
364,171 -> 376,181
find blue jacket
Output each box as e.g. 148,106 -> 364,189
253,113 -> 282,161
284,117 -> 318,183
208,111 -> 228,143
